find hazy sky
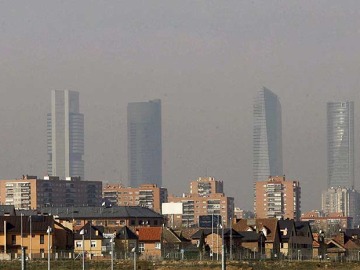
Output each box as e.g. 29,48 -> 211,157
1,1 -> 360,211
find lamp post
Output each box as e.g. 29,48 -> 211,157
47,226 -> 52,270
131,247 -> 137,270
80,229 -> 86,270
211,213 -> 214,260
220,223 -> 226,270
29,215 -> 32,260
110,237 -> 114,270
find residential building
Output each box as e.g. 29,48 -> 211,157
253,87 -> 282,182
0,215 -> 73,257
301,211 -> 353,236
74,222 -> 105,257
321,187 -> 360,227
254,175 -> 301,220
102,183 -> 167,213
0,175 -> 102,209
278,220 -> 313,259
128,99 -> 162,187
327,101 -> 354,188
168,177 -> 234,228
136,226 -> 186,260
37,206 -> 164,230
47,90 -> 84,180
233,218 -> 281,259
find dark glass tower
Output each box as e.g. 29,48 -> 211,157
47,90 -> 84,179
127,99 -> 162,187
253,87 -> 283,182
327,101 -> 354,188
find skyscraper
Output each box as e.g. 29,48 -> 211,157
47,90 -> 84,180
327,101 -> 354,188
127,99 -> 162,187
253,87 -> 283,182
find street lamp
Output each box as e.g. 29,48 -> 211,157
131,247 -> 137,270
80,229 -> 86,270
110,237 -> 114,270
220,223 -> 226,270
46,226 -> 52,270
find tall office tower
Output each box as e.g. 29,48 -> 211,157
128,99 -> 162,187
327,102 -> 354,188
253,87 -> 283,182
47,90 -> 84,180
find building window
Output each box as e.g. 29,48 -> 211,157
138,242 -> 145,253
40,234 -> 44,244
11,235 -> 16,245
76,241 -> 83,248
40,249 -> 44,254
155,242 -> 161,249
90,240 -> 96,247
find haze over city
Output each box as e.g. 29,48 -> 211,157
1,1 -> 360,212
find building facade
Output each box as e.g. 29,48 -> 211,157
254,176 -> 301,220
327,102 -> 354,188
321,187 -> 360,227
0,175 -> 102,209
127,99 -> 162,188
102,183 -> 168,213
47,90 -> 84,180
253,87 -> 283,182
168,177 -> 234,228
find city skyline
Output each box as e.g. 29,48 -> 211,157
327,101 -> 354,189
253,87 -> 283,182
3,1 -> 360,212
47,90 -> 85,180
127,99 -> 162,187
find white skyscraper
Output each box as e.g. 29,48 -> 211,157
253,87 -> 283,182
47,90 -> 84,179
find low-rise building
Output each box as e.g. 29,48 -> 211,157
37,206 -> 164,230
0,215 -> 73,257
301,211 -> 353,235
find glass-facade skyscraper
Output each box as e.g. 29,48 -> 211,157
327,101 -> 354,188
127,99 -> 162,187
47,90 -> 84,180
253,87 -> 283,182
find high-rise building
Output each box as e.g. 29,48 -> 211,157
127,99 -> 162,187
327,102 -> 354,188
254,175 -> 301,220
321,187 -> 360,227
0,175 -> 102,209
47,90 -> 84,179
102,183 -> 168,214
253,87 -> 283,182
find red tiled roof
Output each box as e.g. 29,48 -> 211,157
137,227 -> 162,241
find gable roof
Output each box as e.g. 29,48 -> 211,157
237,231 -> 262,242
0,215 -> 54,233
74,222 -> 104,240
137,227 -> 162,242
278,220 -> 295,241
233,218 -> 279,242
116,226 -> 138,240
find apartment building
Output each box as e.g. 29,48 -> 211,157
254,175 -> 301,220
168,177 -> 234,228
0,175 -> 102,209
102,184 -> 167,213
